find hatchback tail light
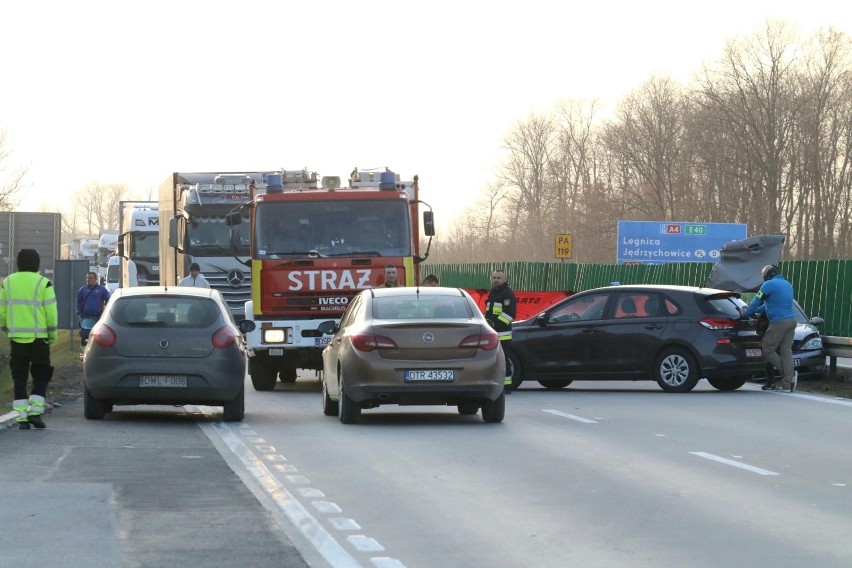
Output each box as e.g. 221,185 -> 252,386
459,331 -> 500,350
212,326 -> 238,348
699,317 -> 738,330
91,323 -> 116,347
352,333 -> 398,352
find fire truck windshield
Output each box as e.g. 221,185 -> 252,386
254,199 -> 411,258
187,214 -> 250,256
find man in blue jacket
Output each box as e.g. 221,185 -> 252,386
742,264 -> 797,392
76,271 -> 110,349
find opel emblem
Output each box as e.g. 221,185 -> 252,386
159,339 -> 169,349
227,269 -> 245,287
422,332 -> 434,343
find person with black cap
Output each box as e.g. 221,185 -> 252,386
178,262 -> 210,288
0,249 -> 58,429
742,264 -> 797,392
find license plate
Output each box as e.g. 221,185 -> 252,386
793,358 -> 800,366
139,375 -> 187,388
404,370 -> 454,382
269,348 -> 283,356
315,337 -> 331,347
745,348 -> 762,358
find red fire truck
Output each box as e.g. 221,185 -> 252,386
227,168 -> 435,391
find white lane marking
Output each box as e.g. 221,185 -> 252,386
201,418 -> 364,568
786,392 -> 852,407
314,501 -> 343,514
690,452 -> 779,476
543,409 -> 598,423
348,535 -> 384,552
371,559 -> 407,568
330,518 -> 361,530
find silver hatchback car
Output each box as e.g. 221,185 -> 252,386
83,287 -> 254,421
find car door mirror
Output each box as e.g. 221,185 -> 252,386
317,320 -> 339,335
536,312 -> 550,327
238,319 -> 256,334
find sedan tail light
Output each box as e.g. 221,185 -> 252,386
699,317 -> 738,330
351,333 -> 398,351
91,323 -> 116,347
212,326 -> 238,348
459,331 -> 500,350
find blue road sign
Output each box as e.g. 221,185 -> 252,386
617,221 -> 748,265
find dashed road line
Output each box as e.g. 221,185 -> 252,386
690,451 -> 780,476
192,407 -> 406,568
542,409 -> 598,423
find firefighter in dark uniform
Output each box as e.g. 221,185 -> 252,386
0,249 -> 57,429
484,269 -> 517,393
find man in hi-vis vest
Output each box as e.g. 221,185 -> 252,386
0,249 -> 57,429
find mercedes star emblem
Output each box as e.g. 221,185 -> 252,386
226,269 -> 245,288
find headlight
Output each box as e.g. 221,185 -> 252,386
800,337 -> 822,350
263,329 -> 286,343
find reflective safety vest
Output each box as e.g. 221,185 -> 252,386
485,283 -> 517,341
0,271 -> 58,343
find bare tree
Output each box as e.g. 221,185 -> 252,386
699,21 -> 802,241
606,76 -> 693,220
0,128 -> 29,211
73,182 -> 132,234
499,114 -> 557,259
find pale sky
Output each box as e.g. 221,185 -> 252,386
2,1 -> 849,230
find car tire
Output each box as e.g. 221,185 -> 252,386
537,379 -> 573,390
338,377 -> 360,424
249,356 -> 277,391
654,348 -> 700,393
84,386 -> 106,420
322,379 -> 338,416
457,403 -> 479,415
223,385 -> 245,422
506,349 -> 524,389
707,376 -> 748,391
279,365 -> 298,384
481,391 -> 505,423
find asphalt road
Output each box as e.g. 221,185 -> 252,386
0,400 -> 311,568
2,361 -> 851,568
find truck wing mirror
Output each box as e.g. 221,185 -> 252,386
226,211 -> 243,226
423,210 -> 435,236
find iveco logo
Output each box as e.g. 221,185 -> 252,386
422,332 -> 435,343
226,269 -> 245,287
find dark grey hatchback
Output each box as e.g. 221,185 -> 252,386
83,287 -> 254,421
506,284 -> 766,392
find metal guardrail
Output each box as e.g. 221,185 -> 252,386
822,335 -> 852,378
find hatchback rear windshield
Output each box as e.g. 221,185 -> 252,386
373,296 -> 474,319
704,294 -> 745,318
112,297 -> 220,328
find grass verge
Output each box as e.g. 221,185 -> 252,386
1,331 -> 82,411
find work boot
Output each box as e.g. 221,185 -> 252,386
790,371 -> 798,393
761,382 -> 783,391
18,420 -> 31,430
27,414 -> 46,429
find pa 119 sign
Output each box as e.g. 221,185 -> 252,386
555,234 -> 573,259
617,221 -> 747,265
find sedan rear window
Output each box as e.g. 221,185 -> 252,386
373,296 -> 474,319
112,297 -> 219,327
